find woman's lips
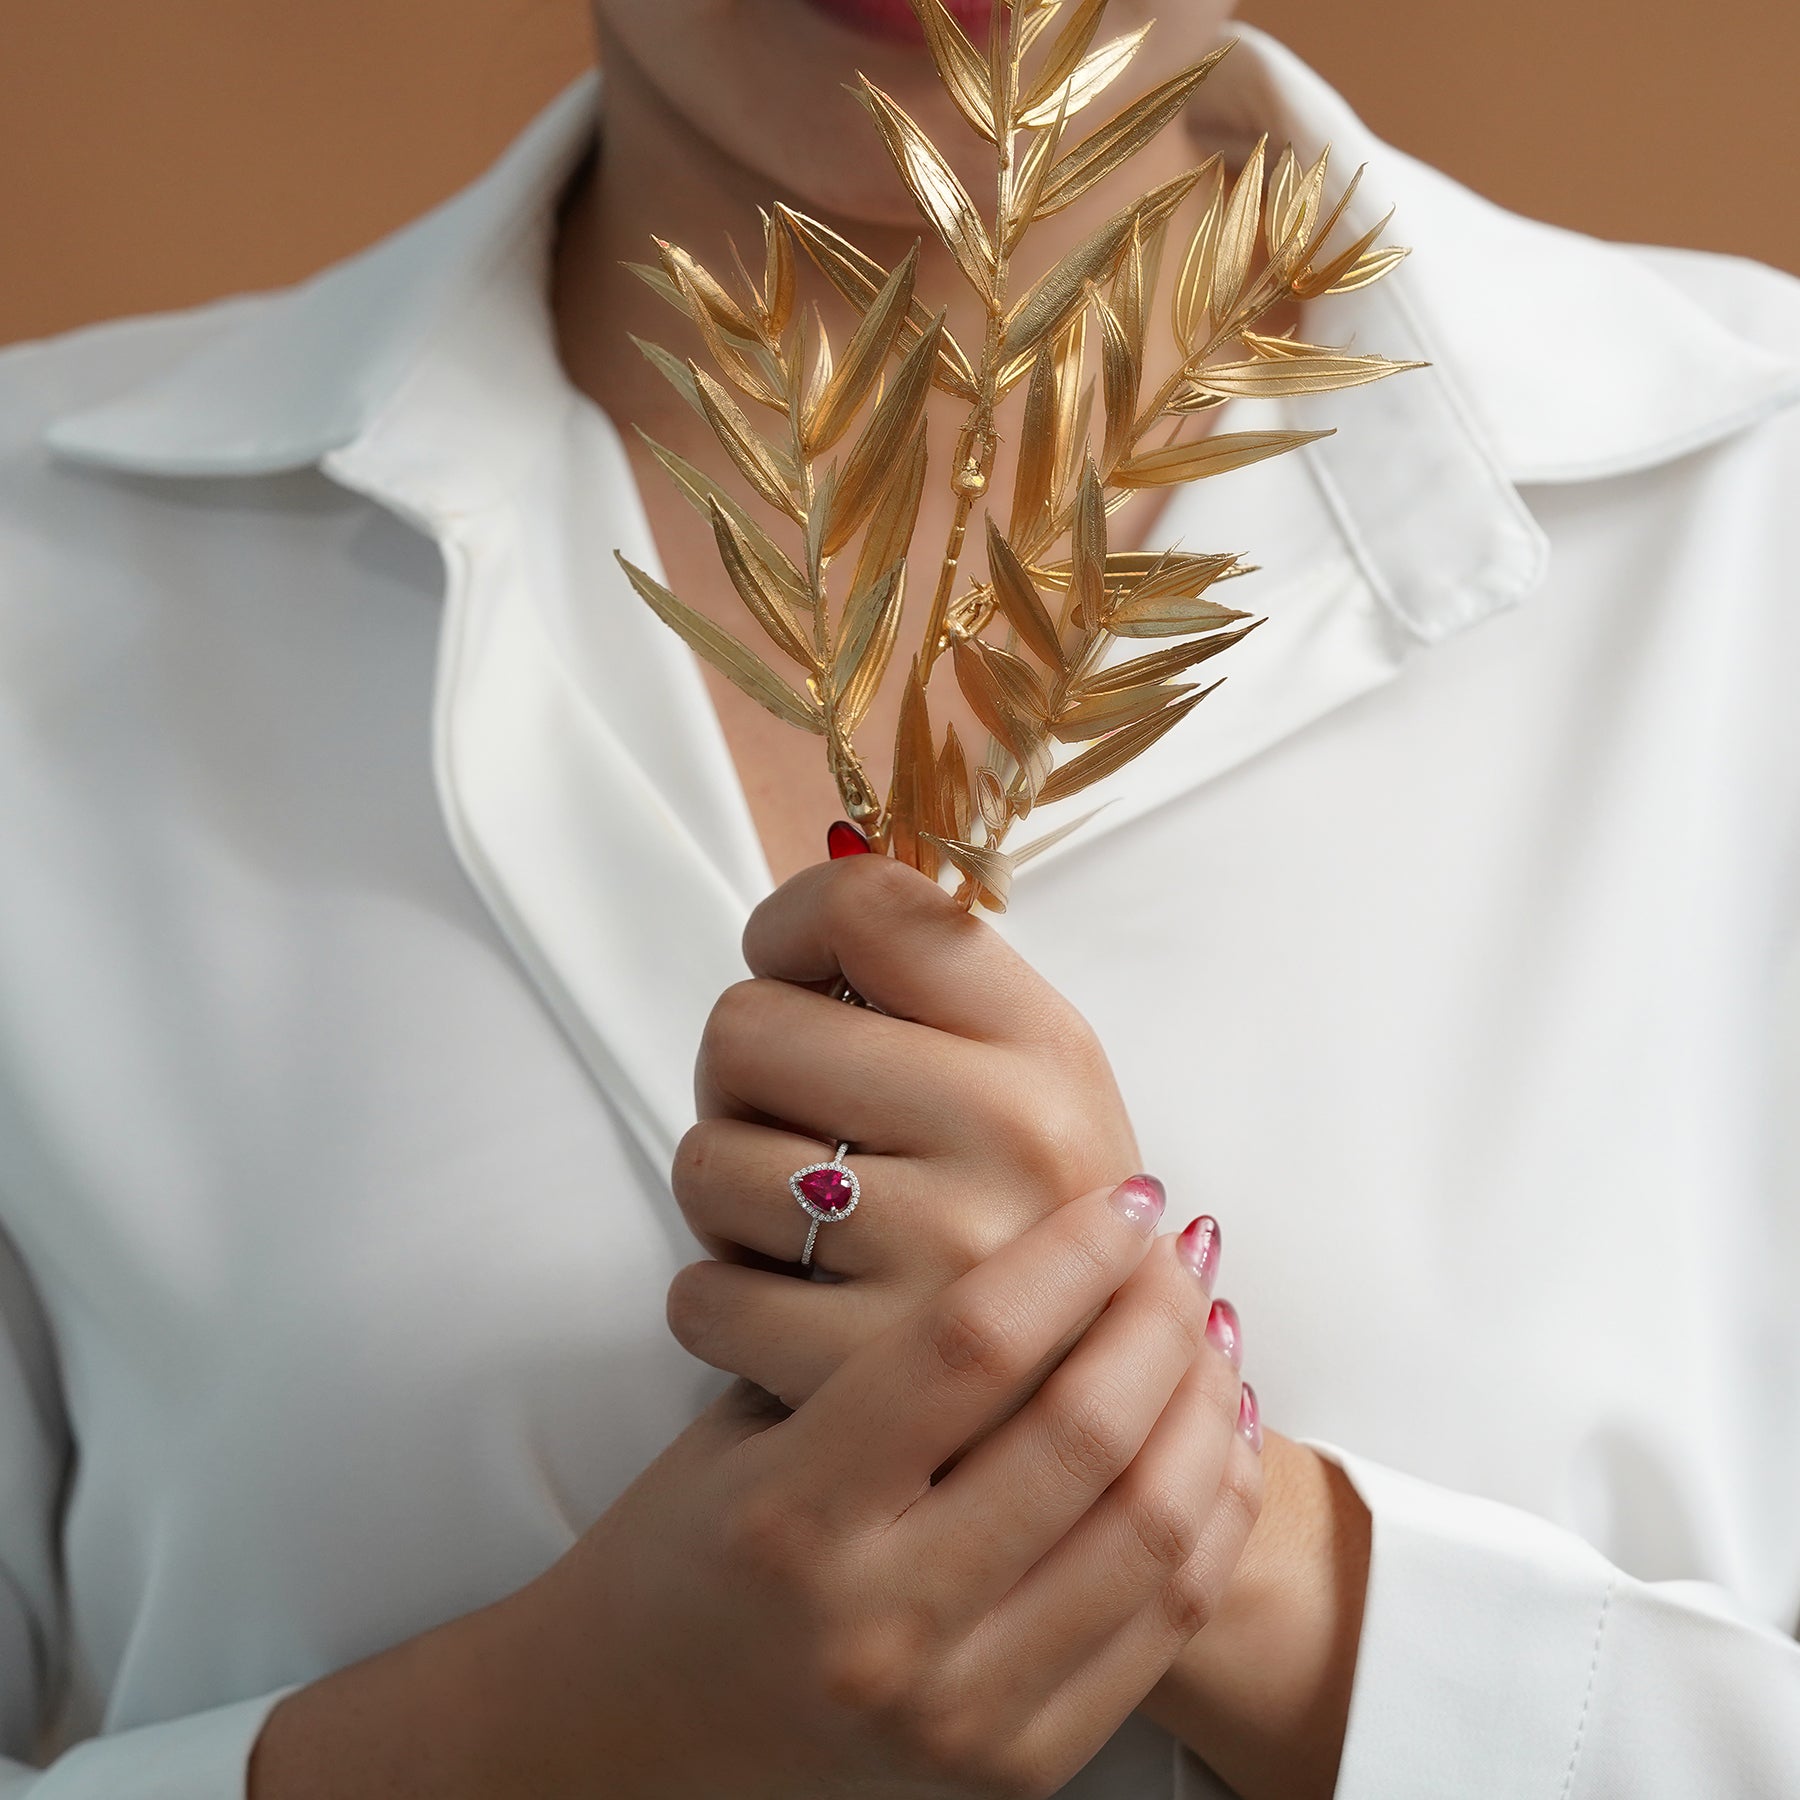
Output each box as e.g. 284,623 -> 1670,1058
801,0 -> 996,47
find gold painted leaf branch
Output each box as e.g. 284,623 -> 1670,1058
615,555 -> 825,733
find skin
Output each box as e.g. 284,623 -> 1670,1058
252,4 -> 1369,1796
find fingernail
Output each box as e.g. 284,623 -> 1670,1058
1238,1381 -> 1263,1452
827,820 -> 872,860
1109,1174 -> 1166,1233
1176,1215 -> 1221,1293
1205,1298 -> 1243,1371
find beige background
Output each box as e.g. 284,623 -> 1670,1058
3,0 -> 1796,350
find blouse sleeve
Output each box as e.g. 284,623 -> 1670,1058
0,1226 -> 297,1800
1298,1437 -> 1800,1798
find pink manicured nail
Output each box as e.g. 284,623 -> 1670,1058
1205,1298 -> 1243,1371
1109,1174 -> 1166,1233
1238,1382 -> 1263,1452
1176,1215 -> 1221,1292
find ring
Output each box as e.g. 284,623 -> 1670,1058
789,1142 -> 860,1269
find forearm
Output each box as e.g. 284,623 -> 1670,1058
248,1595 -> 541,1800
1141,1431 -> 1370,1800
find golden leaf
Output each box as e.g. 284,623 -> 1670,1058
976,767 -> 1010,833
851,424 -> 929,600
1051,678 -> 1196,742
907,0 -> 996,139
938,722 -> 974,845
888,662 -> 936,876
1068,459 -> 1108,628
1209,134 -> 1267,325
858,80 -> 998,305
954,637 -> 1052,745
1292,208 -> 1401,300
1036,682 -> 1220,805
639,434 -> 812,612
1013,805 -> 1105,867
1002,171 -> 1197,362
1171,158 -> 1224,350
1111,428 -> 1333,488
1020,0 -> 1106,111
1323,243 -> 1412,294
760,207 -> 796,335
1108,591 -> 1251,639
1094,291 -> 1140,476
1035,43 -> 1232,219
833,561 -> 906,732
800,308 -> 835,436
663,256 -> 785,411
1269,147 -> 1329,270
1004,81 -> 1070,254
1078,619 -> 1262,695
656,239 -> 761,341
806,245 -> 918,453
632,335 -> 707,419
823,315 -> 944,557
707,499 -> 818,671
1009,342 -> 1059,544
776,205 -> 980,399
986,516 -> 1066,672
921,834 -> 1014,912
1019,24 -> 1149,129
1185,353 -> 1424,401
691,365 -> 805,521
626,260 -> 687,316
1052,310 -> 1089,515
616,555 -> 824,733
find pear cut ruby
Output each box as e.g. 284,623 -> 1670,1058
798,1166 -> 855,1213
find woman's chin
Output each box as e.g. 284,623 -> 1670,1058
797,0 -> 995,45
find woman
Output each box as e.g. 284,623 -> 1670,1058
3,0 -> 1799,1794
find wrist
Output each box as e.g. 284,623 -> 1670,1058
249,1594 -> 542,1800
1140,1431 -> 1370,1800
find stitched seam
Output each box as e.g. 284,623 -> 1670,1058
1557,1579 -> 1614,1800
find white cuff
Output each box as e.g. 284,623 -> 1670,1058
1301,1437 -> 1613,1800
20,1687 -> 301,1800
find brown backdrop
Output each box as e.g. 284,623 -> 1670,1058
4,0 -> 1796,350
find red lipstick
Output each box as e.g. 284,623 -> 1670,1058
803,0 -> 996,47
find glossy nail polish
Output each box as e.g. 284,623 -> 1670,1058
1176,1215 -> 1221,1292
827,820 -> 872,860
1205,1297 -> 1243,1371
1238,1381 -> 1263,1452
1109,1174 -> 1166,1233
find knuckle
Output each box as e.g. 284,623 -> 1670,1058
818,1629 -> 911,1720
1043,1385 -> 1134,1488
699,978 -> 767,1069
1159,1558 -> 1220,1641
663,1263 -> 717,1357
728,1484 -> 808,1579
1215,1442 -> 1266,1539
669,1121 -> 719,1207
922,1291 -> 1031,1387
1122,1482 -> 1204,1576
824,851 -> 928,946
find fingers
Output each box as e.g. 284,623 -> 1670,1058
1012,1428 -> 1264,1777
673,1123 -> 993,1281
695,976 -> 991,1150
782,1174 -> 1170,1515
915,1215 -> 1223,1609
666,1260 -> 873,1410
740,855 -> 1073,1044
991,1289 -> 1255,1687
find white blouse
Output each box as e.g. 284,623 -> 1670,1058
3,26 -> 1799,1798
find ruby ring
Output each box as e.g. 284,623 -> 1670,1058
790,1142 -> 859,1270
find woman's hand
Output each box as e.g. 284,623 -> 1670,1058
671,853 -> 1144,1406
494,1177 -> 1256,1800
